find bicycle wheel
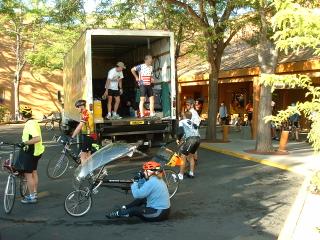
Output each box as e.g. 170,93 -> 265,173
19,176 -> 28,198
3,175 -> 16,214
45,121 -> 54,131
163,169 -> 179,198
64,189 -> 92,217
46,150 -> 69,179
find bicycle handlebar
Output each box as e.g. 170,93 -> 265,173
0,141 -> 18,147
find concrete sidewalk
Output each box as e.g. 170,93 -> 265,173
200,126 -> 320,240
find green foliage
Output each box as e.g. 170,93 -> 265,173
272,0 -> 320,55
309,171 -> 320,194
0,105 -> 9,122
260,0 -> 320,151
26,26 -> 83,70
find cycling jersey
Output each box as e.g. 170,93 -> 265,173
134,64 -> 153,86
178,119 -> 200,140
80,109 -> 94,135
22,119 -> 45,156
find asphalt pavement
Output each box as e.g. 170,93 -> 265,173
0,124 -> 303,240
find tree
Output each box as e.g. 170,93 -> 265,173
253,0 -> 278,152
161,0 -> 253,141
262,0 -> 320,151
0,0 -> 43,120
0,0 -> 85,119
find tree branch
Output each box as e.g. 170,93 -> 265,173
199,0 -> 209,25
163,0 -> 209,27
207,0 -> 218,24
223,30 -> 238,48
221,1 -> 234,22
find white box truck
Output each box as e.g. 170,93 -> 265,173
62,29 -> 177,146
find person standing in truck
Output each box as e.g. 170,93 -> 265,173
102,62 -> 126,120
131,55 -> 156,118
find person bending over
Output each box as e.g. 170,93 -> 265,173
177,111 -> 201,180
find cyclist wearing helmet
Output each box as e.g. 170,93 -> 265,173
177,111 -> 200,180
18,106 -> 45,204
185,98 -> 201,166
71,100 -> 94,165
106,161 -> 170,221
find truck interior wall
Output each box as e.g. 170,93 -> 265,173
91,37 -> 171,118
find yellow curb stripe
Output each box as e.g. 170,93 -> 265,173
200,144 -> 305,176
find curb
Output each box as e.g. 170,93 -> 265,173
277,175 -> 310,240
200,143 -> 306,176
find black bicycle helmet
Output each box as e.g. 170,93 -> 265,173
75,99 -> 86,108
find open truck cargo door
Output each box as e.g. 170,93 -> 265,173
63,29 -> 177,146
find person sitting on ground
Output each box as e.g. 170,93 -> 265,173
177,111 -> 201,180
18,106 -> 45,204
102,62 -> 126,119
71,100 -> 95,165
106,161 -> 170,221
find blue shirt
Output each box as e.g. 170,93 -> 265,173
219,105 -> 228,118
131,176 -> 170,209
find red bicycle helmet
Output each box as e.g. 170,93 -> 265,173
142,161 -> 161,171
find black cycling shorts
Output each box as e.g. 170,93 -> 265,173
179,136 -> 201,156
139,85 -> 153,98
81,134 -> 94,152
108,89 -> 120,97
23,153 -> 42,173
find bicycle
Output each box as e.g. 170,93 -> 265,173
46,135 -> 81,179
64,142 -> 180,217
43,112 -> 62,131
1,142 -> 28,214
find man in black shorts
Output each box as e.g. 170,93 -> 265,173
131,55 -> 156,118
102,62 -> 125,119
71,100 -> 95,165
176,111 -> 201,180
18,106 -> 45,204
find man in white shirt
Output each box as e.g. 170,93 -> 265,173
102,62 -> 125,119
185,98 -> 201,165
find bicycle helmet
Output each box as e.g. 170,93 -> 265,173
75,99 -> 86,108
142,161 -> 161,171
186,98 -> 195,105
19,105 -> 32,117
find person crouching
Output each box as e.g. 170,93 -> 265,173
106,161 -> 170,222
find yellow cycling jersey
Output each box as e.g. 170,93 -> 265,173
80,109 -> 94,135
22,119 -> 45,156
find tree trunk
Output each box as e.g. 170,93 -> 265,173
255,84 -> 273,151
13,80 -> 19,121
206,40 -> 222,141
255,2 -> 278,152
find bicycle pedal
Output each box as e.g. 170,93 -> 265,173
92,189 -> 99,195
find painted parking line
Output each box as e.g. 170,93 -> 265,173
200,144 -> 306,176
